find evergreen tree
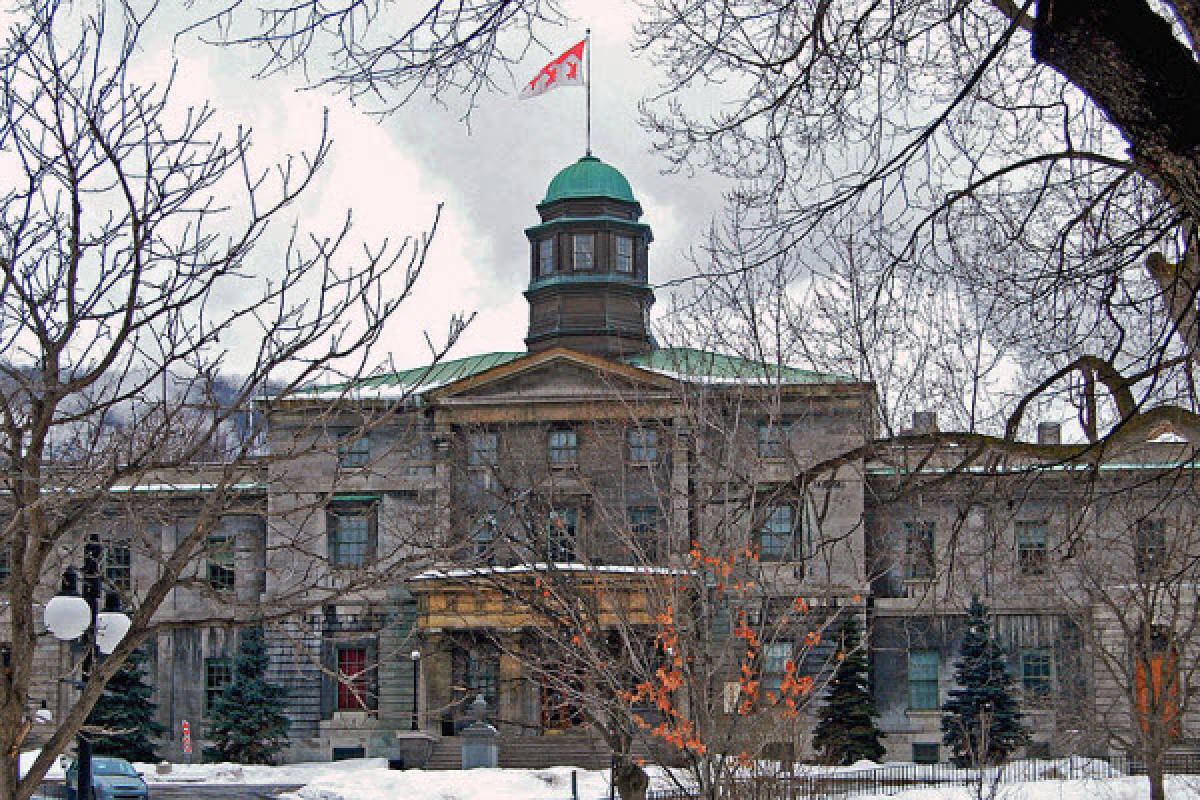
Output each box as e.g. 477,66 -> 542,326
86,647 -> 165,762
941,596 -> 1028,766
812,617 -> 886,765
205,629 -> 290,764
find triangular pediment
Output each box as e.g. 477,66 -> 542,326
427,348 -> 678,402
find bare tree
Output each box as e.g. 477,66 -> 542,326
0,4 -> 464,799
417,362 -> 871,800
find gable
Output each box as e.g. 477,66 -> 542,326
427,348 -> 678,403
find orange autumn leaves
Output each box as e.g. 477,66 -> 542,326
615,543 -> 824,757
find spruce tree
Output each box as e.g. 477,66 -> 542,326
941,596 -> 1028,766
86,647 -> 165,762
812,617 -> 886,764
205,629 -> 290,764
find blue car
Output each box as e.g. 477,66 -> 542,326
65,757 -> 149,800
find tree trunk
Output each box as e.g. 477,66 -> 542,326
1033,0 -> 1200,224
614,758 -> 649,800
1147,762 -> 1166,800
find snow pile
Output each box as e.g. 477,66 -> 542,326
18,751 -> 66,781
283,766 -> 618,800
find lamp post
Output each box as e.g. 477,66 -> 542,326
410,650 -> 421,732
43,534 -> 131,800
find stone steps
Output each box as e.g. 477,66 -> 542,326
424,729 -> 614,770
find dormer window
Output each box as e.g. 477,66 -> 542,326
539,238 -> 555,275
573,234 -> 594,270
615,235 -> 633,272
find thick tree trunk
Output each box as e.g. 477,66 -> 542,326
614,758 -> 649,800
1033,0 -> 1200,223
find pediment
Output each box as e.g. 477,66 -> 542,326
427,348 -> 677,402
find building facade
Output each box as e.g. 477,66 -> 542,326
15,155 -> 1199,768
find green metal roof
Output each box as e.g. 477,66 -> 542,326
294,346 -> 852,401
295,352 -> 524,399
542,156 -> 637,205
623,347 -> 856,385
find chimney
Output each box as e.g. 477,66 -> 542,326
1037,421 -> 1061,445
911,411 -> 938,435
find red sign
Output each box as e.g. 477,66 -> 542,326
181,719 -> 192,754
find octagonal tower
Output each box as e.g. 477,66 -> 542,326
524,155 -> 655,357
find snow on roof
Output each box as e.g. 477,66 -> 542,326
866,461 -> 1198,476
410,562 -> 694,581
109,481 -> 266,494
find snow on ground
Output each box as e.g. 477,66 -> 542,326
280,766 -> 621,800
862,775 -> 1200,799
21,751 -> 1200,799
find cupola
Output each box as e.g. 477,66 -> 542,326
524,155 -> 655,357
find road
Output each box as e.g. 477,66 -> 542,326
35,784 -> 305,800
149,786 -> 304,799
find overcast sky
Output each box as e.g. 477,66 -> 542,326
160,0 -> 730,373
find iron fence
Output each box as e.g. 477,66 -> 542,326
645,753 -> 1200,799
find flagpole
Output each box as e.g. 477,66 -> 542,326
585,28 -> 592,156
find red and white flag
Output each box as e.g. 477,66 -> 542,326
521,38 -> 586,98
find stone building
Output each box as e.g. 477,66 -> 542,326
15,154 -> 1200,768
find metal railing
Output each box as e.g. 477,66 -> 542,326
646,754 -> 1200,800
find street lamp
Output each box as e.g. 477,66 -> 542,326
43,534 -> 131,800
410,650 -> 421,731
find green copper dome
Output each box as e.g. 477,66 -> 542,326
541,155 -> 637,205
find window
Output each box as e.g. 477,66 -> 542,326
762,641 -> 793,695
573,234 -> 594,270
329,510 -> 372,567
206,533 -> 235,591
1136,625 -> 1181,737
759,505 -> 795,562
547,509 -> 578,562
468,432 -> 498,467
473,516 -> 497,563
104,540 -> 131,593
337,432 -> 370,469
628,506 -> 659,559
757,420 -> 791,458
615,235 -> 633,272
627,428 -> 658,464
904,521 -> 936,581
548,429 -> 578,466
0,545 -> 9,584
1021,648 -> 1054,697
337,647 -> 371,711
908,650 -> 939,710
401,427 -> 435,477
538,238 -> 555,275
1136,519 -> 1166,576
466,649 -> 500,708
205,657 -> 232,711
912,743 -> 940,764
1016,521 -> 1048,576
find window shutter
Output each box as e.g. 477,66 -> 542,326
326,510 -> 338,565
368,505 -> 379,562
366,638 -> 380,711
320,638 -> 336,718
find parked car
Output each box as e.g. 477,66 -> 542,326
64,757 -> 149,800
